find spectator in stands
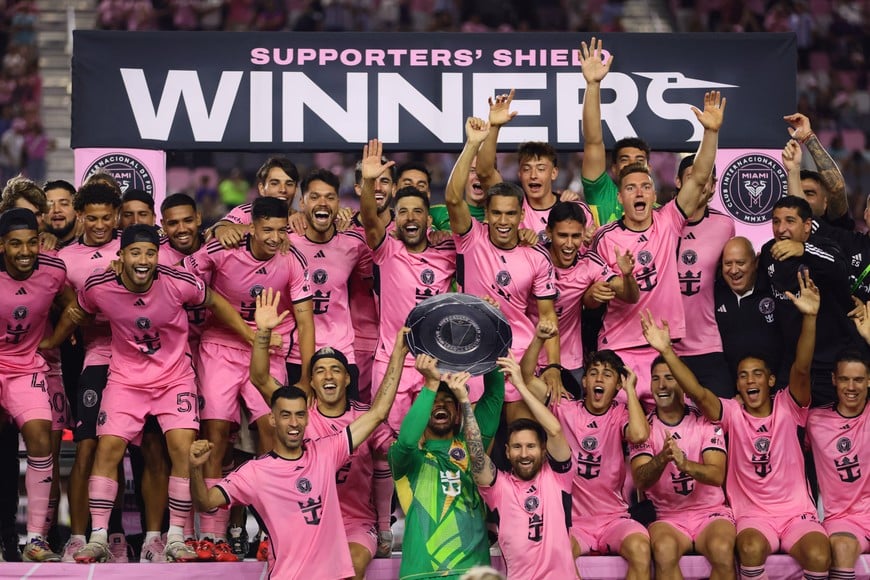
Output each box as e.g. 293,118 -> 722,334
218,168 -> 249,209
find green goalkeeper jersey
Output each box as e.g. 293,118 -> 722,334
388,371 -> 504,579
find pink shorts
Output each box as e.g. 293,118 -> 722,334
736,512 -> 826,553
0,369 -> 52,428
345,518 -> 377,557
656,507 -> 735,542
97,376 -> 199,442
573,515 -> 649,555
198,341 -> 287,424
823,516 -> 870,553
46,373 -> 71,431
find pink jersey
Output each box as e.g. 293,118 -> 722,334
455,219 -> 556,355
159,236 -> 208,345
807,403 -> 870,522
531,251 -> 613,370
674,209 -> 735,356
590,201 -> 688,351
217,429 -> 355,580
306,400 -> 394,524
629,408 -> 728,518
521,196 -> 594,246
183,238 -> 311,353
223,202 -> 252,225
77,266 -> 206,388
287,230 -> 371,365
479,458 -> 577,580
0,254 -> 66,372
372,235 -> 456,363
58,233 -> 122,367
719,389 -> 816,519
553,400 -> 631,521
348,213 -> 393,351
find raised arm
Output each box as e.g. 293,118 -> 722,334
189,440 -> 229,511
675,91 -> 726,217
622,367 -> 649,445
519,319 -> 558,404
476,89 -> 516,191
785,270 -> 820,407
579,37 -> 612,182
359,139 -> 396,248
641,310 -> 723,421
785,113 -> 848,219
499,355 -> 571,462
447,371 -> 497,487
348,327 -> 409,451
445,118 -> 489,235
782,139 -> 805,202
250,287 -> 291,400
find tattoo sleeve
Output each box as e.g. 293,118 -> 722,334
805,135 -> 847,216
461,401 -> 493,481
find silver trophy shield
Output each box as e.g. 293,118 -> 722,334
404,293 -> 512,375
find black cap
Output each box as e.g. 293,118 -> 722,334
121,189 -> 155,209
309,347 -> 350,375
0,208 -> 38,236
120,224 -> 160,249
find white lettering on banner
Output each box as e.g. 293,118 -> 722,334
120,69 -> 243,141
119,69 -> 738,145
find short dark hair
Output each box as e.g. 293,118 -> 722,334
517,142 -> 558,167
485,181 -> 524,207
301,169 -> 340,195
251,196 -> 289,221
161,193 -> 197,215
773,196 -> 813,221
617,162 -> 652,189
737,353 -> 772,373
43,179 -> 76,197
395,186 -> 430,211
355,158 -> 397,185
270,385 -> 308,408
586,349 -> 627,376
83,171 -> 122,197
799,169 -> 826,189
677,153 -> 717,182
834,350 -> 870,373
610,137 -> 651,167
397,161 -> 432,185
121,189 -> 155,210
256,156 -> 299,185
650,354 -> 668,374
74,181 -> 121,211
547,201 -> 586,229
0,176 -> 47,214
506,418 -> 548,447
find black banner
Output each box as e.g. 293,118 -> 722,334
72,31 -> 796,152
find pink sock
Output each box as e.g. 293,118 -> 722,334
25,455 -> 53,536
373,458 -> 394,531
88,475 -> 118,532
168,476 -> 192,529
198,478 -> 222,538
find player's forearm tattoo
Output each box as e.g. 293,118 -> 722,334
254,331 -> 271,346
461,401 -> 488,476
372,356 -> 402,410
805,135 -> 846,205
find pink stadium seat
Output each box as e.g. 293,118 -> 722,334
166,167 -> 192,194
841,128 -> 867,153
815,129 -> 836,148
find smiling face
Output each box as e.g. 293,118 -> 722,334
582,361 -> 621,413
426,390 -> 460,438
119,200 -> 155,229
465,159 -> 485,206
250,216 -> 288,259
771,207 -> 811,242
161,204 -> 202,254
259,167 -> 298,203
302,180 -> 339,236
45,187 -> 77,239
356,172 -> 395,214
547,219 -> 584,268
651,362 -> 683,412
398,169 -> 430,197
310,357 -> 350,408
721,238 -> 757,295
736,357 -> 775,416
506,429 -> 545,481
485,194 -> 523,249
119,241 -> 159,291
395,194 -> 431,251
1,228 -> 39,279
79,203 -> 118,246
270,396 -> 309,452
834,360 -> 869,417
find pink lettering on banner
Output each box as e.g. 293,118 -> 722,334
247,47 -> 483,68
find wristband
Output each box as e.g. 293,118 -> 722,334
799,131 -> 815,144
541,363 -> 563,374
